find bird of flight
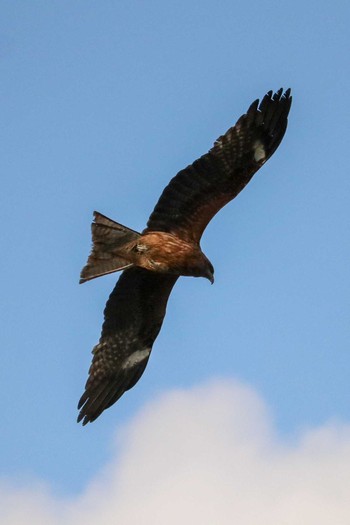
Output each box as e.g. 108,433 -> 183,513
77,88 -> 292,425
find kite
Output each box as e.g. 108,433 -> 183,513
77,88 -> 292,425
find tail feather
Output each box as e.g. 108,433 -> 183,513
80,211 -> 140,283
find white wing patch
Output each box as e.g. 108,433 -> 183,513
253,141 -> 266,162
122,348 -> 150,369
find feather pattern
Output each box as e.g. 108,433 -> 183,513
145,88 -> 291,242
80,211 -> 140,283
77,268 -> 178,424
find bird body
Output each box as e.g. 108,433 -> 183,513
132,231 -> 214,281
77,88 -> 292,425
80,216 -> 214,283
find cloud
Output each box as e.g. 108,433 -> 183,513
2,379 -> 350,524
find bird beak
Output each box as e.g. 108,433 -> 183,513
205,270 -> 214,285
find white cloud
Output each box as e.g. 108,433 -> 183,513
2,379 -> 350,525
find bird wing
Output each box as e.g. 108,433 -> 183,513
144,88 -> 292,243
77,268 -> 178,425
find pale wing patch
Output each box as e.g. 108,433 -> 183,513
253,140 -> 266,162
121,348 -> 150,370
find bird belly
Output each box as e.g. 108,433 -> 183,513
135,232 -> 202,276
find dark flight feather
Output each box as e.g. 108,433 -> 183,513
145,88 -> 291,242
77,268 -> 178,424
80,211 -> 139,283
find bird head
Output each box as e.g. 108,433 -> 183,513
204,261 -> 215,284
199,257 -> 214,284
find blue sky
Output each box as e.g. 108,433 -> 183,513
1,0 -> 350,509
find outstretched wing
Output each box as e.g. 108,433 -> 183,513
77,268 -> 178,425
145,88 -> 292,243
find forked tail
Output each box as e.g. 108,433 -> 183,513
80,211 -> 140,283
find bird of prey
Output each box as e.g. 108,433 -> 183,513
77,88 -> 292,425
